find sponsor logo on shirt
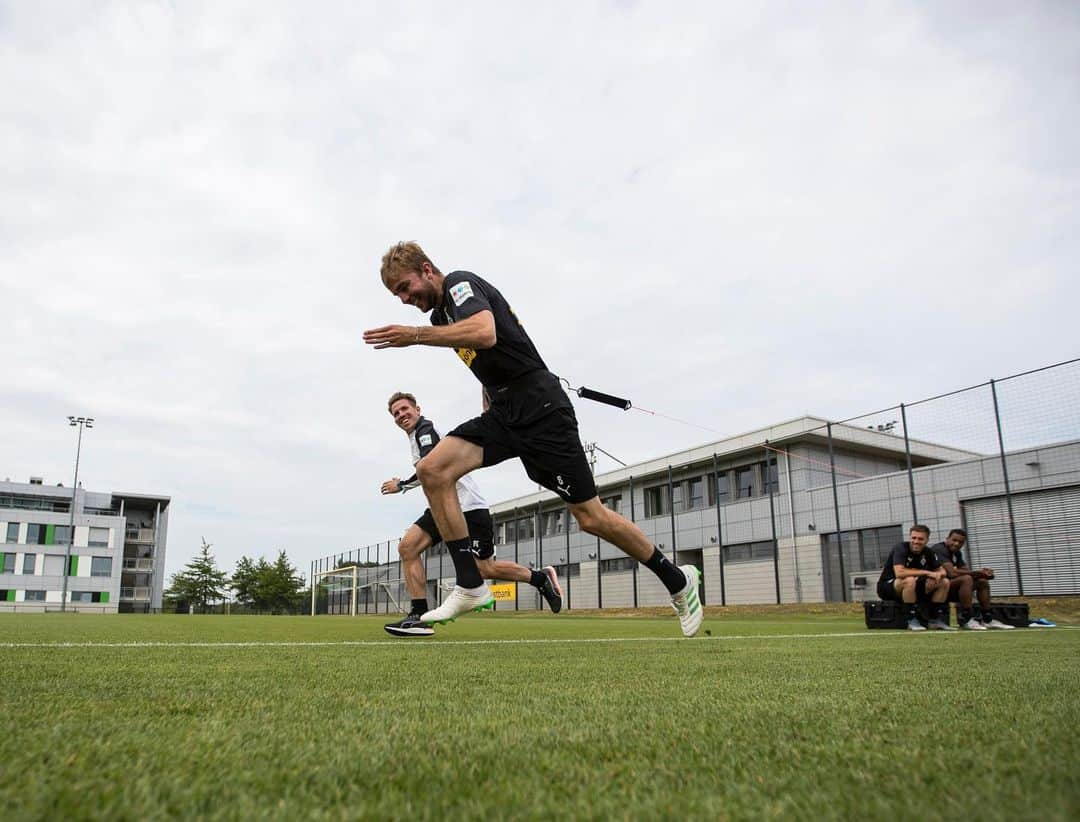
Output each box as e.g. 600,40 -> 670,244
449,281 -> 474,307
419,434 -> 432,446
456,347 -> 477,368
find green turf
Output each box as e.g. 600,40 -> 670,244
1,611 -> 1078,821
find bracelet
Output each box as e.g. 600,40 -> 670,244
414,327 -> 421,345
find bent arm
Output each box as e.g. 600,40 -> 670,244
418,311 -> 496,350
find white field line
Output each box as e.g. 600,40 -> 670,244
1,626 -> 1074,650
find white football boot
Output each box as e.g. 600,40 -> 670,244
671,565 -> 704,637
420,585 -> 494,625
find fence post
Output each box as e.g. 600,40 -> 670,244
766,441 -> 781,604
513,507 -> 519,611
826,423 -> 848,602
990,379 -> 1024,595
900,403 -> 918,523
712,453 -> 727,606
667,465 -> 678,567
629,475 -> 639,608
536,500 -> 543,611
564,506 -> 572,610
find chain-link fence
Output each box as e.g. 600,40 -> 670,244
313,357 -> 1080,612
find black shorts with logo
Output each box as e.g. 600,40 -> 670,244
448,372 -> 598,504
414,508 -> 496,560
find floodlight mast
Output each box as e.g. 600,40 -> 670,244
60,416 -> 94,612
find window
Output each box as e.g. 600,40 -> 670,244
551,563 -> 580,579
43,555 -> 65,576
600,557 -> 636,573
542,511 -> 565,537
23,553 -> 36,574
644,485 -> 669,518
89,527 -> 109,548
735,466 -> 755,499
824,526 -> 903,574
688,477 -> 704,510
762,458 -> 779,495
70,591 -> 93,603
723,540 -> 775,564
25,524 -> 47,545
1,554 -> 14,573
5,523 -> 18,543
54,525 -> 72,545
516,518 -> 534,541
670,482 -> 684,514
601,495 -> 621,514
91,557 -> 113,577
24,590 -> 46,601
710,472 -> 731,505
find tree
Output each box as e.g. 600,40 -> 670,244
230,556 -> 259,607
252,550 -> 304,613
164,538 -> 229,613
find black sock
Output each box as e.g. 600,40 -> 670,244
643,547 -> 686,595
904,603 -> 918,620
410,598 -> 429,616
935,604 -> 947,620
529,570 -> 547,589
446,538 -> 483,588
959,608 -> 972,623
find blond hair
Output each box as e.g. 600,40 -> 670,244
387,391 -> 418,413
380,241 -> 441,287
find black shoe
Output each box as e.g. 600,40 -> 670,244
539,566 -> 563,614
384,613 -> 435,637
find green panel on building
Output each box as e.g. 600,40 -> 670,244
5,590 -> 14,602
100,592 -> 109,603
69,555 -> 78,576
45,524 -> 56,545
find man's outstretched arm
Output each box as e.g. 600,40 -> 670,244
363,311 -> 496,350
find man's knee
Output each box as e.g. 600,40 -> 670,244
398,538 -> 422,562
572,505 -> 607,535
416,456 -> 454,488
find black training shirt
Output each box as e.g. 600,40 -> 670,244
930,541 -> 966,569
877,541 -> 941,585
432,271 -> 547,386
432,270 -> 571,424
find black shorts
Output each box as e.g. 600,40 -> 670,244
413,508 -> 496,560
449,406 -> 598,504
877,577 -> 931,602
876,579 -> 899,602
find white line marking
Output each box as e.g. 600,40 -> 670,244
1,627 -> 1071,649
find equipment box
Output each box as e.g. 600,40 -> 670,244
976,602 -> 1029,628
864,600 -> 949,629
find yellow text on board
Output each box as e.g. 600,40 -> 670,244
489,583 -> 516,601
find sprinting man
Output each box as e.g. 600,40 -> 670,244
363,242 -> 703,636
876,524 -> 952,631
930,528 -> 1013,630
381,391 -> 563,636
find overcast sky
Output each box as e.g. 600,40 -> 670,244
2,1 -> 1078,582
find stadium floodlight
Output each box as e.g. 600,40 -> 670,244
61,415 -> 94,612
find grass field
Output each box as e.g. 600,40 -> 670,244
2,606 -> 1078,821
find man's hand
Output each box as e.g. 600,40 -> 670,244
934,569 -> 947,581
380,478 -> 402,495
981,567 -> 995,579
364,325 -> 419,349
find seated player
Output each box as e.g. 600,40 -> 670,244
381,391 -> 562,636
876,524 -> 952,631
930,528 -> 1013,630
